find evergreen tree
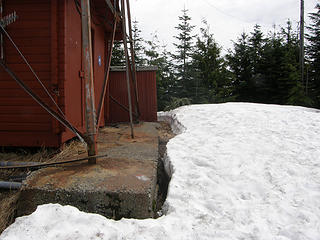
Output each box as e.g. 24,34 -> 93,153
111,20 -> 144,66
227,22 -> 312,106
259,21 -> 311,106
145,33 -> 175,110
171,8 -> 195,99
192,20 -> 234,103
145,33 -> 160,65
277,21 -> 303,105
111,41 -> 125,66
157,46 -> 176,110
249,24 -> 265,75
306,4 -> 320,107
259,30 -> 284,103
249,25 -> 266,101
132,20 -> 146,66
227,32 -> 252,101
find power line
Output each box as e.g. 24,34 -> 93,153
200,0 -> 254,24
198,0 -> 305,27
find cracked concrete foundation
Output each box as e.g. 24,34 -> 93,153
16,122 -> 160,219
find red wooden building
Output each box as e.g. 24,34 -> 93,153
0,0 -> 157,148
0,0 -> 157,147
106,66 -> 157,123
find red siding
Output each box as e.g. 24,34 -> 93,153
61,0 -> 83,143
0,0 -> 55,146
92,24 -> 106,127
106,68 -> 157,123
0,0 -> 115,147
137,71 -> 157,122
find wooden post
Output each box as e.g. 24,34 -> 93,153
81,0 -> 97,163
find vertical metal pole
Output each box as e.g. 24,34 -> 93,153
300,0 -> 305,87
81,0 -> 97,163
121,0 -> 134,138
126,0 -> 140,120
0,0 -> 4,60
96,18 -> 117,131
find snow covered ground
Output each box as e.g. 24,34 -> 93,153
1,103 -> 320,240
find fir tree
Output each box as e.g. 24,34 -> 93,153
306,4 -> 320,107
132,20 -> 146,66
171,8 -> 195,99
249,24 -> 265,75
259,30 -> 284,103
111,41 -> 125,66
192,20 -> 234,103
227,32 -> 252,101
145,33 -> 160,65
260,21 -> 311,106
145,33 -> 175,110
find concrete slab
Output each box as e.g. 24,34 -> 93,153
16,122 -> 160,219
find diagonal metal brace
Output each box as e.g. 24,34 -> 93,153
0,60 -> 86,142
104,0 -> 121,21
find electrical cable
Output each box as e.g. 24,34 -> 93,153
0,153 -> 108,170
199,0 -> 301,26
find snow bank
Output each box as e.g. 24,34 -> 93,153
1,103 -> 320,240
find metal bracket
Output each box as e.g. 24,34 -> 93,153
0,11 -> 18,28
0,9 -> 18,61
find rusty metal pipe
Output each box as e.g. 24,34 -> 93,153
0,161 -> 37,167
81,0 -> 98,163
126,0 -> 140,120
110,95 -> 138,118
121,0 -> 134,138
0,181 -> 21,190
0,154 -> 108,170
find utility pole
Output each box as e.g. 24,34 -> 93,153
81,0 -> 97,164
300,0 -> 305,88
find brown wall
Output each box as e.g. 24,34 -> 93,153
106,67 -> 158,123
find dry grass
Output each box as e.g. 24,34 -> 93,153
0,147 -> 54,163
0,140 -> 87,234
0,192 -> 20,234
46,141 -> 87,163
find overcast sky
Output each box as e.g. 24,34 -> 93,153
130,0 -> 318,53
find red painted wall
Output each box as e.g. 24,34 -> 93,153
0,0 -> 111,147
106,67 -> 158,123
0,0 -> 58,146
